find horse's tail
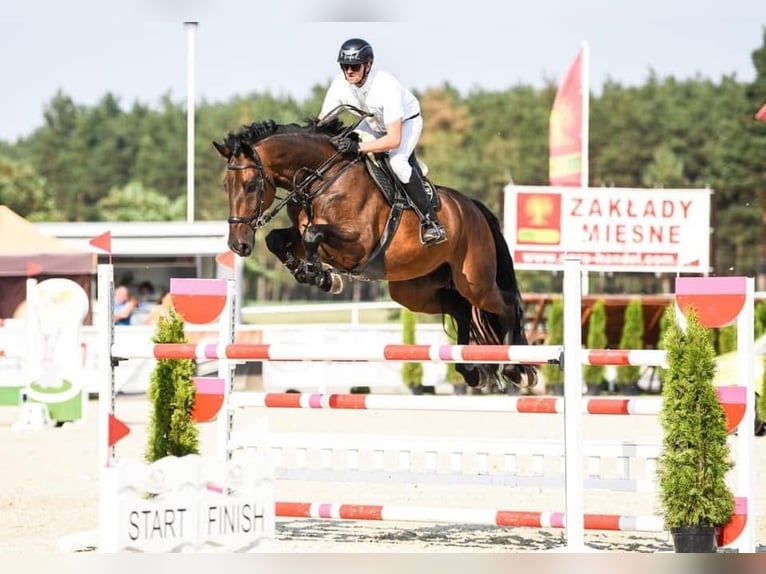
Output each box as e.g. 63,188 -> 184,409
470,199 -> 526,345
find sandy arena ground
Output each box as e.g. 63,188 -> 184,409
1,388 -> 764,554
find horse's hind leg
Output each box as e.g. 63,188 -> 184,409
439,290 -> 500,390
388,276 -> 484,390
450,274 -> 534,390
499,291 -> 539,388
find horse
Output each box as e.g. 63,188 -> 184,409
213,116 -> 538,392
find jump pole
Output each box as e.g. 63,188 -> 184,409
735,277 -> 756,551
95,260 -> 756,551
561,258 -> 586,550
215,278 -> 237,462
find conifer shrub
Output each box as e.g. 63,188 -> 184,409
145,307 -> 199,463
616,298 -> 644,390
541,298 -> 564,393
654,303 -> 676,389
401,308 -> 423,390
716,324 -> 737,355
656,306 -> 734,530
443,315 -> 462,386
583,299 -> 607,388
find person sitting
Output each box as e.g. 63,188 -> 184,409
113,285 -> 136,326
142,291 -> 174,325
318,37 -> 446,246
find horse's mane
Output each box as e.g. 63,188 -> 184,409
222,117 -> 346,155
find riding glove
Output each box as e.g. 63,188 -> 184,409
331,136 -> 360,155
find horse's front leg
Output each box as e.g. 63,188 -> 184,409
303,224 -> 343,294
265,227 -> 314,285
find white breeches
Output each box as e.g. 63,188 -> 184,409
356,115 -> 423,183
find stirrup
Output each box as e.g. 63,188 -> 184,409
420,220 -> 447,246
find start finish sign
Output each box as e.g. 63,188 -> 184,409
119,493 -> 272,552
503,185 -> 711,272
103,455 -> 274,553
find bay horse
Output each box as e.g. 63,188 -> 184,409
213,116 -> 538,392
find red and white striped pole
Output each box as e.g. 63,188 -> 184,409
275,500 -> 664,533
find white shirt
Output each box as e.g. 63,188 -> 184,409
319,69 -> 420,136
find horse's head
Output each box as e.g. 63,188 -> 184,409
213,121 -> 283,256
214,118 -> 350,256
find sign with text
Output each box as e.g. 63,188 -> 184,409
107,454 -> 274,553
503,185 -> 711,273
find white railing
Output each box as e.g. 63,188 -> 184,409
240,301 -> 403,325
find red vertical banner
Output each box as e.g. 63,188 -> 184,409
549,48 -> 585,186
756,103 -> 766,122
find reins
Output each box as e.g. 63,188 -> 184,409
227,112 -> 372,230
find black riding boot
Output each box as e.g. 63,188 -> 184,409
403,171 -> 446,246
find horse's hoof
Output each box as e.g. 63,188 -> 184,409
329,273 -> 343,295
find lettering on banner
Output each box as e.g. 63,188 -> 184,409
127,507 -> 191,541
570,196 -> 693,247
115,456 -> 275,552
505,184 -> 711,272
120,495 -> 199,552
203,498 -> 270,539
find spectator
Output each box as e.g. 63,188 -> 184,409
143,291 -> 174,325
136,281 -> 157,311
113,285 -> 136,325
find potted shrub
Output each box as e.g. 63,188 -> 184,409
145,307 -> 199,462
656,306 -> 735,553
401,309 -> 429,394
583,299 -> 607,395
616,298 -> 644,394
443,315 -> 467,394
541,298 -> 564,395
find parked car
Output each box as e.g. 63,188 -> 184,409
713,334 -> 766,436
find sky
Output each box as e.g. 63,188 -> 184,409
0,0 -> 763,142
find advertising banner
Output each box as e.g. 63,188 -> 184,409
504,185 -> 711,273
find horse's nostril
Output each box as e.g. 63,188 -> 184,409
228,239 -> 251,257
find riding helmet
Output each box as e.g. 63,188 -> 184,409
337,38 -> 374,65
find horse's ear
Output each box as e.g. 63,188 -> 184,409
213,140 -> 232,159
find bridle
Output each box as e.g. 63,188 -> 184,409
225,147 -> 282,230
225,121 -> 369,231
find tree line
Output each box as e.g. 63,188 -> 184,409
1,30 -> 764,299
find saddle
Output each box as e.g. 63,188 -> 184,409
364,153 -> 441,212
344,154 -> 441,280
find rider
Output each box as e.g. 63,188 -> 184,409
318,38 -> 447,246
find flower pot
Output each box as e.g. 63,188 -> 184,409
670,526 -> 717,553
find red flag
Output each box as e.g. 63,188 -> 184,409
549,48 -> 586,186
26,262 -> 43,277
216,250 -> 235,270
89,231 -> 111,253
756,103 -> 766,122
108,414 -> 130,447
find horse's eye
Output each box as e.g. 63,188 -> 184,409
244,179 -> 258,194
